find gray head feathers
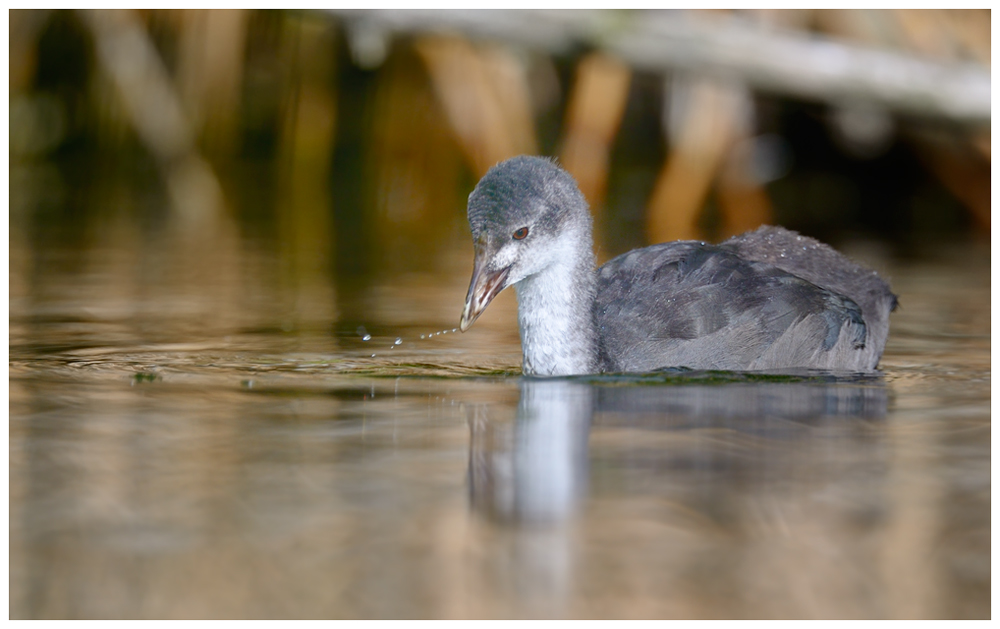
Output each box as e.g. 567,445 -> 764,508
467,156 -> 591,240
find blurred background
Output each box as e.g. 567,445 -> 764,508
9,8 -> 991,341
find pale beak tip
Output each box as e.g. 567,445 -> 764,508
459,309 -> 474,333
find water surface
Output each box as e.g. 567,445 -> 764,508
9,235 -> 990,619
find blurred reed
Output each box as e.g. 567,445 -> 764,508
9,8 -> 991,281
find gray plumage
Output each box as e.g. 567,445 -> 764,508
460,155 -> 897,376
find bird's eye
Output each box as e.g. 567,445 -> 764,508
512,227 -> 529,240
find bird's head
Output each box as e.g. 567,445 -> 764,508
459,156 -> 591,332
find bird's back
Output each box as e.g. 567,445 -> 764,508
593,226 -> 896,373
723,225 -> 896,358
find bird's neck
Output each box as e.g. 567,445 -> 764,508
514,237 -> 598,376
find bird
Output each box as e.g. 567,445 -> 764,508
459,155 -> 897,377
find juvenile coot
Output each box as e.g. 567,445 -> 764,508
459,156 -> 897,376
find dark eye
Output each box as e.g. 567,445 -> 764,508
512,227 -> 529,240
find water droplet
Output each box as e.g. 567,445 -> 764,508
442,330 -> 448,334
451,328 -> 458,333
362,334 -> 371,341
420,334 -> 426,339
371,354 -> 376,358
394,338 -> 402,345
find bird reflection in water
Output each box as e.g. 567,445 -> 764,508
467,372 -> 888,524
468,379 -> 593,524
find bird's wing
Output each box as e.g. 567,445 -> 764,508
594,241 -> 869,372
723,225 -> 897,361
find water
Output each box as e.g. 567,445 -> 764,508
8,234 -> 990,619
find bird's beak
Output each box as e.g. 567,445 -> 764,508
460,247 -> 510,332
